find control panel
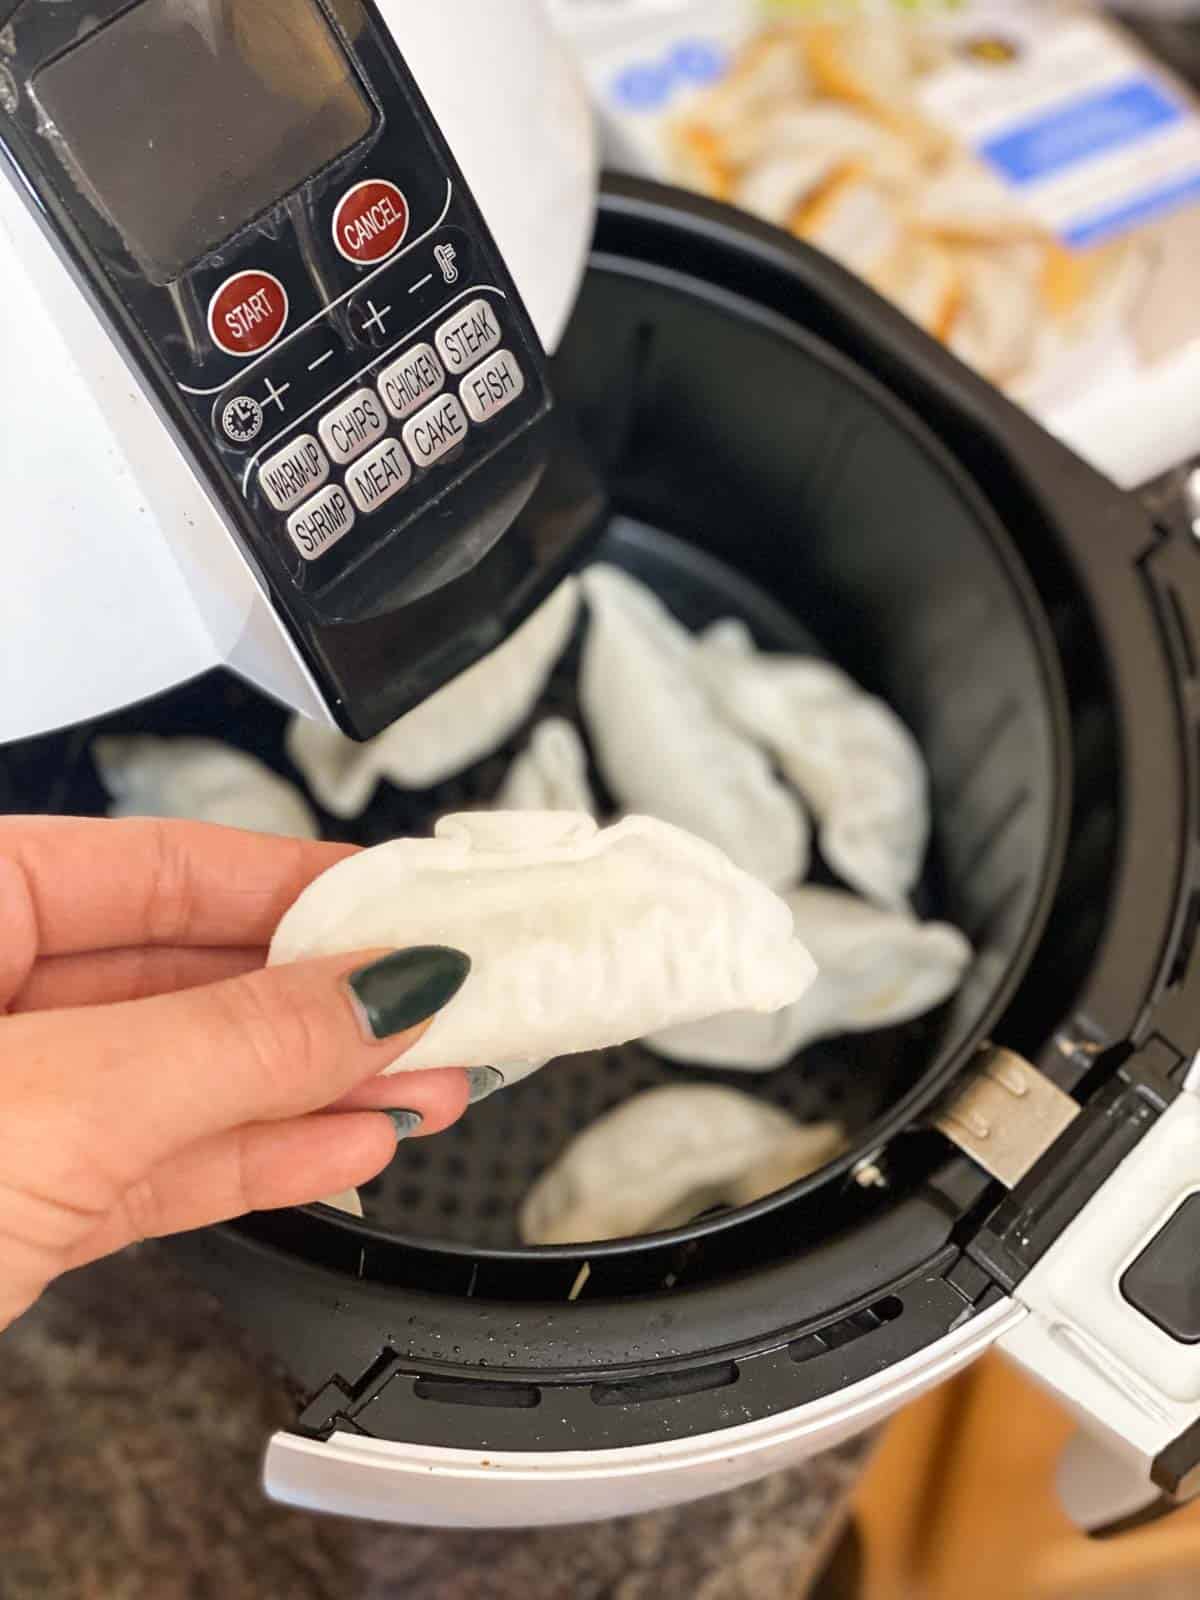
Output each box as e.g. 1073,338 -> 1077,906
198,212 -> 544,598
0,0 -> 564,720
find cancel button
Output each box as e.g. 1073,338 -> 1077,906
402,393 -> 469,470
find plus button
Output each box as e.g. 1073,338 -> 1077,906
360,299 -> 391,336
262,376 -> 291,414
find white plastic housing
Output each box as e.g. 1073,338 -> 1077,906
263,1065 -> 1200,1526
264,1301 -> 1021,1527
1001,1065 -> 1200,1481
0,0 -> 596,743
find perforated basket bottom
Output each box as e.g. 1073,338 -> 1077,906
362,1035 -> 915,1245
358,517 -> 949,1245
0,518 -> 948,1249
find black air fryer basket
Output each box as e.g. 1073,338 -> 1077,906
5,180 -> 1199,1460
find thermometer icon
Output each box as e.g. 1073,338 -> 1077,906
434,243 -> 459,285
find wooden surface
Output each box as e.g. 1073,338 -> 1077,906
853,1354 -> 1200,1600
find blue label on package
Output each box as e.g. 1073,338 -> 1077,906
1062,169 -> 1200,248
610,37 -> 731,112
981,77 -> 1183,185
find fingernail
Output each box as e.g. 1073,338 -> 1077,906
347,947 -> 471,1041
385,1109 -> 423,1140
466,1066 -> 504,1104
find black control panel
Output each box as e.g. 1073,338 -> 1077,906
0,0 -> 594,735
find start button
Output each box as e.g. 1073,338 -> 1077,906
333,178 -> 410,266
208,270 -> 289,359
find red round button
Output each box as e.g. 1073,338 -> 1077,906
207,270 -> 289,360
332,178 -> 410,266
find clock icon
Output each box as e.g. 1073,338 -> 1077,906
221,395 -> 265,444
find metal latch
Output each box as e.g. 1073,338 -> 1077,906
933,1044 -> 1080,1187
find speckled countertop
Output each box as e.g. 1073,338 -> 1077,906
0,1248 -> 872,1600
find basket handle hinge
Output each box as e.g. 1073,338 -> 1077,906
938,1049 -> 1200,1513
932,1044 -> 1080,1188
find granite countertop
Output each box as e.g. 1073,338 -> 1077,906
0,1247 -> 872,1600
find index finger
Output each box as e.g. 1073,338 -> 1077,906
0,816 -> 356,956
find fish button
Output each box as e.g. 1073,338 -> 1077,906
435,298 -> 501,375
460,349 -> 525,425
402,393 -> 469,471
286,483 -> 356,563
345,438 -> 413,515
318,387 -> 387,466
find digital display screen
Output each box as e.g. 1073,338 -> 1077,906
33,0 -> 375,283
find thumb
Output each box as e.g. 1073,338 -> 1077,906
9,945 -> 472,1184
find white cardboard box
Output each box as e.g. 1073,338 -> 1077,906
549,0 -> 1200,487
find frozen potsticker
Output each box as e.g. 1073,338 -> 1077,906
287,579 -> 580,812
269,812 -> 818,1088
647,886 -> 971,1071
93,735 -> 319,839
520,1085 -> 847,1244
697,619 -> 928,909
580,566 -> 809,889
494,717 -> 597,815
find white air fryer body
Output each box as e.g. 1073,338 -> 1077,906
7,5 -> 1200,1541
258,1067 -> 1200,1528
0,0 -> 596,742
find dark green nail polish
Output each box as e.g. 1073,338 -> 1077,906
385,1110 -> 423,1140
347,946 -> 470,1040
466,1066 -> 504,1104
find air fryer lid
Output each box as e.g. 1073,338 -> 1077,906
28,181 -> 1196,1457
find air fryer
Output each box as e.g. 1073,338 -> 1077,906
6,177 -> 1200,1527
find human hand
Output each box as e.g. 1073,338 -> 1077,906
0,817 -> 473,1331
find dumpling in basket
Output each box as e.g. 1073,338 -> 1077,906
580,566 -> 808,889
697,619 -> 928,909
93,736 -> 319,839
269,812 -> 818,1090
520,1085 -> 848,1244
646,887 -> 971,1071
494,718 -> 596,814
287,579 -> 580,813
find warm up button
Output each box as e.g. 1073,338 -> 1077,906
287,483 -> 356,563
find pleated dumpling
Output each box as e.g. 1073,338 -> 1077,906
494,718 -> 596,815
269,812 -> 818,1088
698,620 -> 928,908
93,736 -> 319,839
519,1086 -> 847,1244
946,243 -> 1043,387
580,566 -> 808,889
646,886 -> 971,1071
287,579 -> 580,814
